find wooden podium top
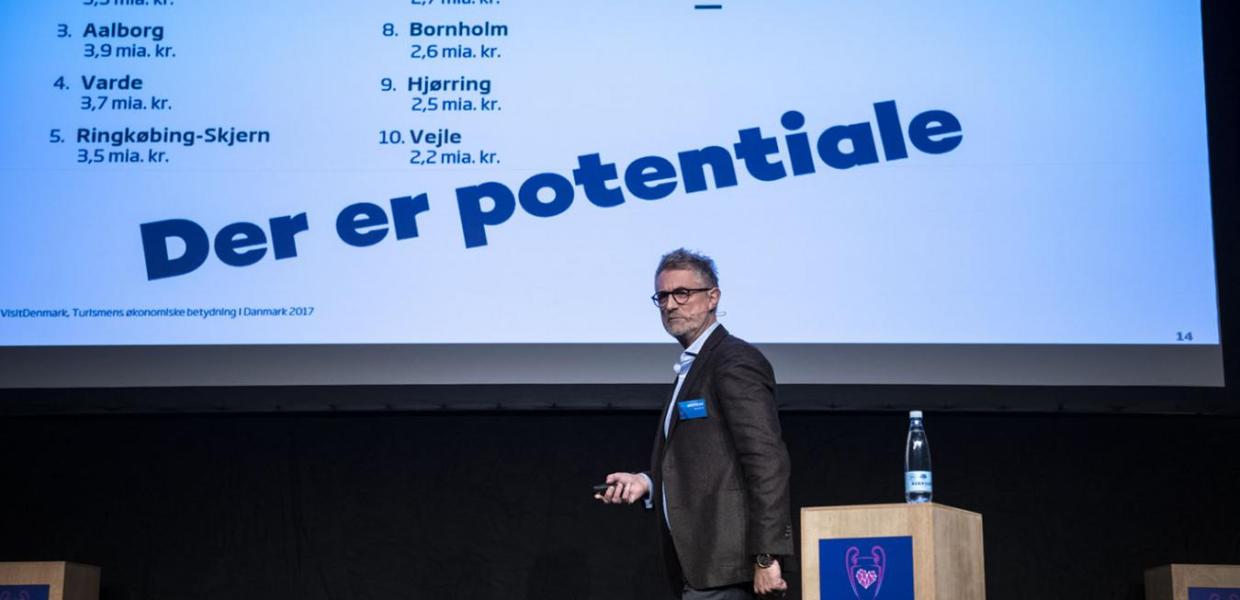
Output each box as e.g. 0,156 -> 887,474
802,502 -> 982,518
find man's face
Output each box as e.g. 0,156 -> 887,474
656,268 -> 720,346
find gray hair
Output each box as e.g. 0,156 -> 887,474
655,248 -> 719,288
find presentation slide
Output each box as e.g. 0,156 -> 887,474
0,1 -> 1222,388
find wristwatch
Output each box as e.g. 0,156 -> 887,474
754,553 -> 777,568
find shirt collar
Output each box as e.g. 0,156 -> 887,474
672,322 -> 721,375
683,320 -> 721,356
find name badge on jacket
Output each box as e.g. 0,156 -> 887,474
678,399 -> 708,420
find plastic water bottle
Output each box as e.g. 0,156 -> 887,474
904,410 -> 933,503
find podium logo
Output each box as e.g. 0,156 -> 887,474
0,585 -> 50,600
1188,589 -> 1240,600
846,545 -> 886,599
820,536 -> 913,600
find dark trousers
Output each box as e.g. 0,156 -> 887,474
681,582 -> 756,600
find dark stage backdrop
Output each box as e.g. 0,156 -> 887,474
0,409 -> 1237,600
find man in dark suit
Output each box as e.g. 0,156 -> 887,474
596,248 -> 794,599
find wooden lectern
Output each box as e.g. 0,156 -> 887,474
801,503 -> 985,600
1145,564 -> 1240,600
0,562 -> 99,600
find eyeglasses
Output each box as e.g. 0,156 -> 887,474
651,287 -> 714,307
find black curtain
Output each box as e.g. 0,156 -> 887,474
1,409 -> 1238,600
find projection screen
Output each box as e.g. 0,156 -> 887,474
0,1 -> 1223,388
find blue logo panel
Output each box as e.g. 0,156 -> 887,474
820,536 -> 914,600
0,585 -> 51,600
1188,587 -> 1240,600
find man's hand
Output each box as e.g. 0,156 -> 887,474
754,559 -> 788,597
593,472 -> 649,504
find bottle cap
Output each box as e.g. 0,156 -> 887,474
909,410 -> 923,418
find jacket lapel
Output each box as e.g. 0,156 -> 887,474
666,325 -> 728,441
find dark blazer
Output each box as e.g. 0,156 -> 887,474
647,325 -> 794,592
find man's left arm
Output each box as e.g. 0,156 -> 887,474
714,346 -> 795,559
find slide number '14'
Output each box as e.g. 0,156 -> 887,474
1176,331 -> 1194,342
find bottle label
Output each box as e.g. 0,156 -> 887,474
905,471 -> 933,494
